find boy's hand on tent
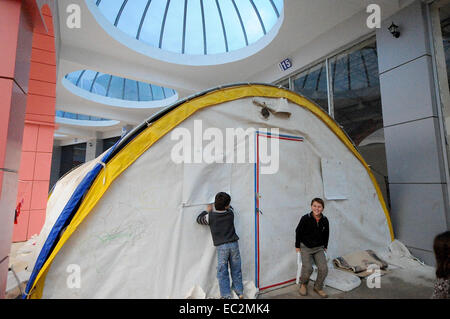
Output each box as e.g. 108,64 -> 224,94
296,248 -> 301,253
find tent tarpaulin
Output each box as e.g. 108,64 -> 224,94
24,84 -> 394,299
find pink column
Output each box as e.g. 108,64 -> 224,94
0,0 -> 34,299
13,4 -> 56,242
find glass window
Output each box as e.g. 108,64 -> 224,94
292,61 -> 328,112
163,87 -> 174,99
161,0 -> 184,53
103,136 -> 121,153
65,70 -> 83,85
78,70 -> 97,90
272,0 -> 283,15
60,143 -> 87,178
97,0 -> 123,25
139,0 -> 167,47
439,5 -> 450,106
116,0 -> 148,38
185,0 -> 204,54
218,0 -> 247,51
151,85 -> 165,100
65,70 -> 175,102
330,40 -> 382,146
94,0 -> 282,55
253,0 -> 279,32
436,3 -> 450,177
138,82 -> 152,101
108,76 -> 125,99
204,0 -> 226,54
330,39 -> 388,205
92,73 -> 110,96
65,112 -> 77,119
234,0 -> 264,45
277,78 -> 289,89
275,37 -> 387,205
124,79 -> 139,101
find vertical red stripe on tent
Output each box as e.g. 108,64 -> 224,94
256,132 -> 303,291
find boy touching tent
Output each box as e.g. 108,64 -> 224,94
196,192 -> 244,299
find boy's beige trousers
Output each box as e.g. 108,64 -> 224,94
299,243 -> 328,290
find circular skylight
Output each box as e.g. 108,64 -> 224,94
56,110 -> 120,127
65,70 -> 176,101
93,0 -> 283,55
56,110 -> 110,121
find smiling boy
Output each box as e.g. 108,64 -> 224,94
295,197 -> 329,298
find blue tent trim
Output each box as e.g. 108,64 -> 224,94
23,140 -> 120,298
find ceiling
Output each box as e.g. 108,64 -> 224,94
52,0 -> 411,143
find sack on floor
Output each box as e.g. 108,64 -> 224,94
332,249 -> 389,277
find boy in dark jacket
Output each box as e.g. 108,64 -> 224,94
295,197 -> 329,298
197,192 -> 244,299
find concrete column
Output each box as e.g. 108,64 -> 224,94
85,133 -> 103,162
85,139 -> 101,161
377,0 -> 449,265
121,124 -> 134,137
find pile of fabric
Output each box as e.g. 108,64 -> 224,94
333,249 -> 389,277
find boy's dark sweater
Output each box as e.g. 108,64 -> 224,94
197,207 -> 239,246
295,212 -> 329,249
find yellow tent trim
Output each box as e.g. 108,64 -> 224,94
28,84 -> 394,298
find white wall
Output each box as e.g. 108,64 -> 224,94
248,2 -> 412,84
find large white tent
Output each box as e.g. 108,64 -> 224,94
25,84 -> 393,298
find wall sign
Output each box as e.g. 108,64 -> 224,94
279,58 -> 292,71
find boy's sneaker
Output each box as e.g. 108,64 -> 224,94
313,287 -> 328,298
233,289 -> 244,299
299,284 -> 307,296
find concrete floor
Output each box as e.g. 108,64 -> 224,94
7,241 -> 437,299
6,242 -> 32,299
8,242 -> 29,272
258,266 -> 436,299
